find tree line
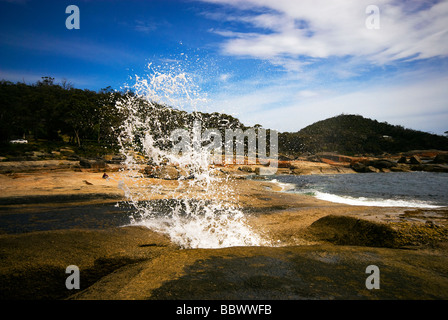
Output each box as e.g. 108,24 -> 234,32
0,78 -> 248,153
0,77 -> 122,147
1,78 -> 447,157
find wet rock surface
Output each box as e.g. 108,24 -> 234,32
3,229 -> 444,300
0,226 -> 175,299
1,206 -> 448,300
140,246 -> 448,300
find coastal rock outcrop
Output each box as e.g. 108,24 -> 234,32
397,156 -> 407,164
432,153 -> 448,164
79,158 -> 107,170
410,164 -> 448,173
389,163 -> 411,172
350,152 -> 448,173
369,159 -> 395,169
309,215 -> 398,247
409,155 -> 422,164
351,162 -> 381,173
308,215 -> 448,248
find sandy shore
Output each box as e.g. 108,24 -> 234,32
1,163 -> 448,300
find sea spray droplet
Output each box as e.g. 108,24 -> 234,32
115,63 -> 266,248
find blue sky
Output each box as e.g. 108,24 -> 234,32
1,0 -> 448,134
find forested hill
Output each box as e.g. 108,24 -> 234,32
279,114 -> 448,156
0,78 -> 246,152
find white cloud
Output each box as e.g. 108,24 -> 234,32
201,0 -> 448,70
134,20 -> 158,34
297,90 -> 319,98
219,73 -> 232,81
197,0 -> 448,135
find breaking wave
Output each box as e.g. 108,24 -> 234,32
313,191 -> 443,208
115,60 -> 267,248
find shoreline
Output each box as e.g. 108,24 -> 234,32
1,164 -> 447,246
1,162 -> 448,299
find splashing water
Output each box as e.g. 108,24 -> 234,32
115,63 -> 267,248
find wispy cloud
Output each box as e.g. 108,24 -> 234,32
219,73 -> 232,81
133,19 -> 166,34
196,0 -> 448,134
134,20 -> 157,34
201,0 -> 448,71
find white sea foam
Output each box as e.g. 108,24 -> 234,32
313,191 -> 443,208
270,179 -> 296,192
134,209 -> 266,249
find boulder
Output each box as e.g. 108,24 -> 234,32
277,161 -> 292,168
91,160 -> 107,170
410,164 -> 424,171
365,166 -> 381,173
79,158 -> 107,170
143,165 -> 155,177
390,164 -> 411,172
143,165 -> 187,180
79,159 -> 91,168
103,154 -> 125,164
351,162 -> 366,172
351,162 -> 380,173
309,215 -> 399,248
60,148 -> 75,154
278,154 -> 293,161
32,151 -> 49,158
422,164 -> 448,173
410,164 -> 448,173
368,159 -> 396,169
409,155 -> 422,164
157,166 -> 181,180
238,165 -> 256,173
432,154 -> 448,164
397,156 -> 407,164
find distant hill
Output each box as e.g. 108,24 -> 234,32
279,114 -> 448,156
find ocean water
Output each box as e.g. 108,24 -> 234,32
0,202 -> 132,234
270,172 -> 448,208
